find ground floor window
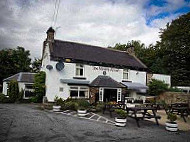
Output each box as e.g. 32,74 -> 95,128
24,84 -> 35,98
70,86 -> 89,98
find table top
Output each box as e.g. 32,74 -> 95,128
127,106 -> 157,111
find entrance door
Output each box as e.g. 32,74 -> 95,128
103,89 -> 117,102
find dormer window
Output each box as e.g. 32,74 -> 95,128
123,69 -> 129,80
76,64 -> 84,77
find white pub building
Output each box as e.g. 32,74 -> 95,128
42,27 -> 149,103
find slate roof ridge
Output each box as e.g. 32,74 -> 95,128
54,39 -> 127,54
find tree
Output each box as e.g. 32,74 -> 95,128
156,12 -> 190,86
0,47 -> 31,91
32,71 -> 46,103
148,79 -> 169,96
31,58 -> 42,73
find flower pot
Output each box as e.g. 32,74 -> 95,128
77,109 -> 87,117
115,117 -> 127,127
165,121 -> 178,132
53,105 -> 61,112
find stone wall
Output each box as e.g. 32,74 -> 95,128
89,87 -> 99,104
157,92 -> 190,106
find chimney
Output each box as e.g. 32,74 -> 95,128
126,46 -> 135,55
46,27 -> 55,42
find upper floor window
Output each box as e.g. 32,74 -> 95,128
123,69 -> 129,80
76,64 -> 84,77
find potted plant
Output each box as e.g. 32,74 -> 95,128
115,109 -> 127,127
53,96 -> 63,112
77,99 -> 90,117
165,112 -> 178,132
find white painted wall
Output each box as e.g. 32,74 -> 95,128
152,74 -> 171,87
41,43 -> 147,102
2,82 -> 8,95
2,81 -> 33,99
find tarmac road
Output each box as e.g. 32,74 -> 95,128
0,104 -> 190,142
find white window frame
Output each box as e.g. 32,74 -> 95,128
75,64 -> 85,77
123,69 -> 129,80
117,88 -> 122,102
70,86 -> 89,98
99,88 -> 104,102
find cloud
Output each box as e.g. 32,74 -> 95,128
0,0 -> 188,59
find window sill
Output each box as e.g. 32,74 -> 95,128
122,80 -> 132,82
73,77 -> 86,80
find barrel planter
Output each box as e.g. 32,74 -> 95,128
115,117 -> 127,127
165,122 -> 178,132
53,105 -> 61,112
77,109 -> 87,117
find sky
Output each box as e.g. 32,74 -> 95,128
0,0 -> 189,59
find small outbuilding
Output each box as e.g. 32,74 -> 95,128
2,72 -> 36,99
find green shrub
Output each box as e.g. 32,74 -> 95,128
56,98 -> 64,106
96,102 -> 105,112
17,89 -> 24,102
167,113 -> 177,122
30,96 -> 38,103
8,80 -> 19,102
33,71 -> 46,103
77,99 -> 90,110
115,109 -> 127,118
63,101 -> 79,111
148,79 -> 169,96
0,93 -> 11,103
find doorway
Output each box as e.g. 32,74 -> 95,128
103,89 -> 117,102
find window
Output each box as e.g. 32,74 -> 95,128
123,69 -> 129,80
76,64 -> 84,77
70,86 -> 88,98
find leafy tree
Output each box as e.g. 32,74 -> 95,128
0,47 -> 31,91
32,71 -> 46,103
31,58 -> 42,73
156,12 -> 190,86
7,80 -> 19,102
148,79 -> 169,96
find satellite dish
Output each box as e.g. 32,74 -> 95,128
46,65 -> 53,70
56,62 -> 64,71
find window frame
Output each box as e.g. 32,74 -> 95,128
69,86 -> 89,98
123,69 -> 129,80
75,64 -> 85,77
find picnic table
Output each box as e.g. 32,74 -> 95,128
126,106 -> 161,127
169,103 -> 189,122
102,103 -> 126,117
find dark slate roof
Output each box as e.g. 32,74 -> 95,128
90,75 -> 125,88
50,40 -> 147,70
3,72 -> 36,83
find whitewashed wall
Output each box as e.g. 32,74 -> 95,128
2,82 -> 8,95
41,44 -> 147,102
152,74 -> 171,87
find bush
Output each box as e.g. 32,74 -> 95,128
115,109 -> 127,118
0,93 -> 11,103
148,79 -> 169,96
167,113 -> 177,122
30,96 -> 38,103
17,89 -> 24,102
56,98 -> 64,106
33,71 -> 46,103
77,99 -> 90,110
8,80 -> 19,102
62,101 -> 79,111
95,102 -> 105,112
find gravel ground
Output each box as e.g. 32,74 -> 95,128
0,104 -> 190,142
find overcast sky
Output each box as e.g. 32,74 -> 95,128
0,0 -> 189,59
